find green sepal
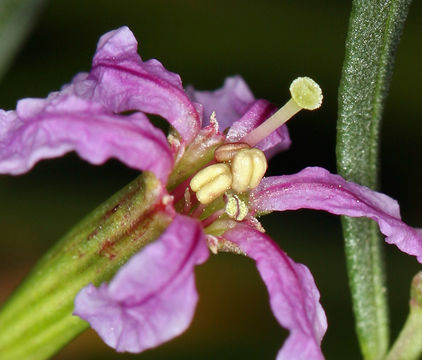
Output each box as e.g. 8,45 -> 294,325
0,172 -> 173,360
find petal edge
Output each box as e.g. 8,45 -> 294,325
251,167 -> 422,262
223,225 -> 326,360
74,215 -> 209,353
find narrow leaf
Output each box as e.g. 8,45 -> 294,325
336,0 -> 413,359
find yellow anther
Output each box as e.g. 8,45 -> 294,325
225,193 -> 249,221
190,163 -> 233,204
214,143 -> 250,162
231,148 -> 267,193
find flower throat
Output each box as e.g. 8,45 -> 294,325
170,77 -> 323,227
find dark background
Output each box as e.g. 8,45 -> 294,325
0,1 -> 421,359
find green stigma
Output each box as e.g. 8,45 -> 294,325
289,77 -> 323,110
241,75 -> 323,147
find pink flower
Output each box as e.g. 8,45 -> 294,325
1,27 -> 422,360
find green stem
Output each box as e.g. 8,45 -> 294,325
386,272 -> 422,360
0,172 -> 173,360
336,0 -> 412,359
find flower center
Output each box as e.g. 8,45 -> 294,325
190,143 -> 268,205
170,76 -> 323,232
190,163 -> 232,204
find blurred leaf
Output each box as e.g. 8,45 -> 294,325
337,0 -> 413,359
0,0 -> 47,81
386,272 -> 422,360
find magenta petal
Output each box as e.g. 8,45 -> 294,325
187,76 -> 291,157
186,75 -> 255,130
89,27 -> 200,144
74,215 -> 209,353
0,95 -> 173,182
251,167 -> 422,262
223,226 -> 326,360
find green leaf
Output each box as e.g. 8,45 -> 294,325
386,272 -> 422,360
0,0 -> 47,81
336,0 -> 413,359
0,173 -> 173,360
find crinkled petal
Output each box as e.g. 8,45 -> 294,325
0,94 -> 173,182
250,167 -> 422,262
74,215 -> 209,353
186,75 -> 255,130
188,76 -> 291,157
223,225 -> 326,360
88,26 -> 200,144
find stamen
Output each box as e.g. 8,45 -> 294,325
162,194 -> 174,206
231,148 -> 267,193
192,203 -> 206,218
183,188 -> 191,214
201,209 -> 225,228
214,143 -> 250,162
190,163 -> 233,204
225,193 -> 249,221
206,234 -> 219,254
209,111 -> 219,133
242,77 -> 322,147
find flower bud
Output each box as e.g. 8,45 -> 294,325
190,163 -> 233,204
231,148 -> 267,193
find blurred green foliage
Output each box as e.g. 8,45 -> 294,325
0,1 -> 421,359
0,0 -> 46,80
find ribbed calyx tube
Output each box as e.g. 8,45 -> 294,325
0,172 -> 173,360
